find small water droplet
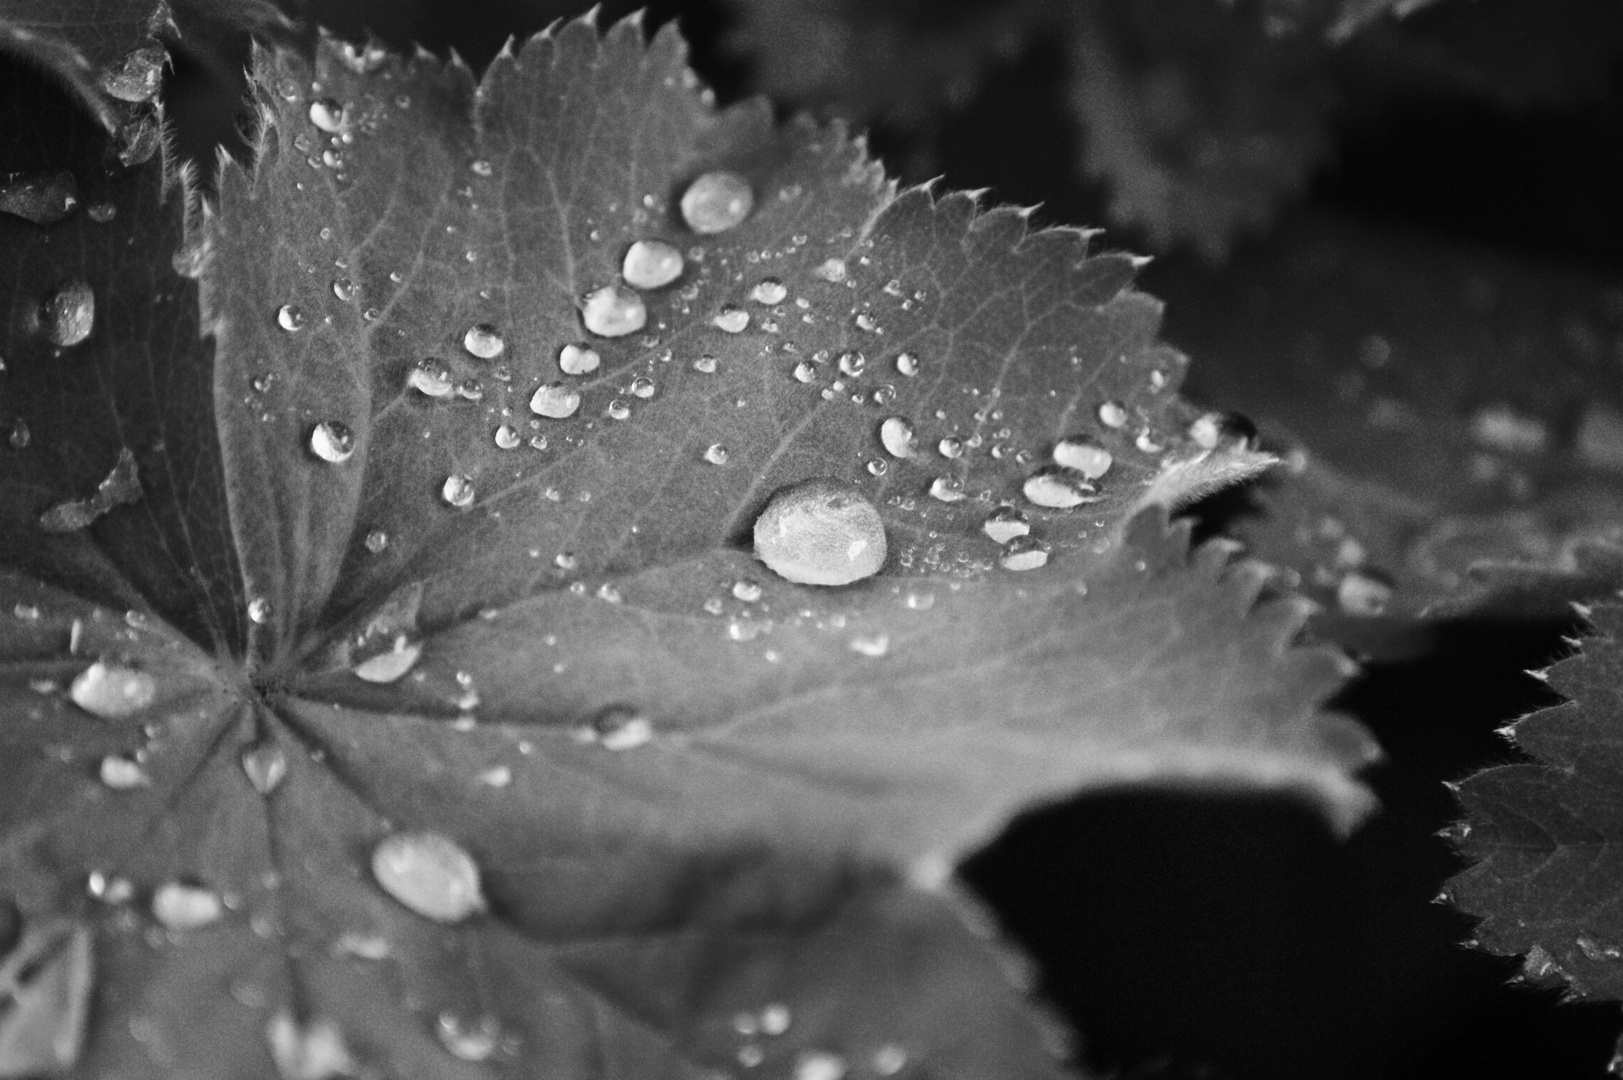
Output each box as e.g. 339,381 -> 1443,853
999,535 -> 1050,571
680,171 -> 753,234
759,1004 -> 791,1035
462,323 -> 504,359
879,417 -> 917,458
937,437 -> 963,459
895,351 -> 920,376
551,342 -> 599,377
928,476 -> 966,502
442,474 -> 476,509
713,305 -> 750,333
277,304 -> 306,332
837,350 -> 865,377
732,579 -> 762,602
693,354 -> 719,374
42,279 -> 94,346
456,378 -> 483,401
151,882 -> 224,930
873,1045 -> 908,1075
849,633 -> 889,657
794,1050 -> 846,1080
10,420 -> 31,450
750,278 -> 788,305
407,357 -> 454,397
353,636 -> 421,682
364,529 -> 389,554
241,744 -> 288,795
982,506 -> 1030,544
372,831 -> 484,923
1336,569 -> 1393,616
530,382 -> 582,419
580,704 -> 653,750
1097,400 -> 1129,428
622,239 -> 684,289
866,459 -> 888,477
494,424 -> 521,449
704,443 -> 730,465
436,1012 -> 502,1062
814,258 -> 848,283
629,376 -> 656,399
309,98 -> 345,132
1188,411 -> 1259,450
99,754 -> 150,789
70,661 -> 155,719
1023,467 -> 1095,509
308,420 -> 355,463
754,479 -> 886,586
329,278 -> 354,302
580,284 -> 647,338
1052,436 -> 1112,479
266,1011 -> 356,1080
793,360 -> 818,383
247,596 -> 273,624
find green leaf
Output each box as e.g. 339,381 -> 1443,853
0,17 -> 1376,1076
1447,595 -> 1623,1065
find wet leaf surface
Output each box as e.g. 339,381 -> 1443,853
0,17 -> 1376,1077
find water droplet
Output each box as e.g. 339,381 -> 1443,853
98,754 -> 150,789
704,443 -> 730,465
247,596 -> 273,624
713,305 -> 749,333
895,351 -> 920,376
151,882 -> 224,930
309,98 -> 345,132
879,417 -> 917,458
530,382 -> 581,419
794,1050 -> 847,1080
277,304 -> 306,332
462,323 -> 504,359
603,398 -> 630,420
241,744 -> 288,795
549,342 -> 598,377
680,171 -> 753,234
629,376 -> 656,399
581,704 -> 654,750
494,424 -> 521,449
372,831 -> 485,923
407,358 -> 454,397
814,258 -> 848,283
622,239 -> 684,289
982,506 -> 1030,545
754,478 -> 887,586
873,1045 -> 908,1075
793,360 -> 818,383
849,633 -> 889,657
69,661 -> 155,719
1336,569 -> 1393,616
999,535 -> 1050,571
41,279 -> 94,346
456,378 -> 483,401
266,1011 -> 355,1080
837,350 -> 865,377
580,284 -> 647,338
442,474 -> 476,509
87,202 -> 116,223
102,45 -> 163,102
751,278 -> 788,305
363,528 -> 388,554
732,579 -> 762,602
1023,467 -> 1095,509
1097,400 -> 1129,428
937,437 -> 963,459
0,169 -> 79,225
759,1004 -> 791,1034
308,420 -> 355,463
1052,436 -> 1112,479
352,636 -> 421,683
1188,411 -> 1258,450
436,1012 -> 501,1062
693,354 -> 719,374
928,476 -> 966,502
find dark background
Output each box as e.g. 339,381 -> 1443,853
150,0 -> 1623,1076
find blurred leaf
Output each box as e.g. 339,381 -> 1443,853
0,16 -> 1376,1076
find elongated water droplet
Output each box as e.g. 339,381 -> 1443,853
581,285 -> 646,338
352,636 -> 421,683
750,278 -> 787,305
999,535 -> 1050,571
442,474 -> 475,509
41,279 -> 94,346
309,98 -> 345,132
928,476 -> 966,502
849,633 -> 889,657
680,171 -> 753,233
407,358 -> 453,397
879,417 -> 916,458
266,1012 -> 355,1080
982,506 -> 1030,544
1097,400 -> 1128,428
713,305 -> 749,333
558,342 -> 600,375
1023,467 -> 1095,509
622,239 -> 684,289
704,443 -> 729,465
1052,436 -> 1113,479
241,744 -> 288,795
580,704 -> 653,750
436,1013 -> 502,1062
151,882 -> 224,930
99,754 -> 149,789
530,381 -> 581,419
308,421 -> 355,463
37,447 -> 141,533
372,831 -> 485,923
462,323 -> 504,359
754,478 -> 886,586
837,350 -> 865,377
494,424 -> 521,449
938,436 -> 963,459
277,304 -> 306,332
247,596 -> 273,624
0,169 -> 78,225
70,662 -> 155,719
732,579 -> 762,602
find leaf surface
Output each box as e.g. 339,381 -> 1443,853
0,17 -> 1376,1076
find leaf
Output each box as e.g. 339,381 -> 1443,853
1146,211 -> 1623,629
1447,595 -> 1623,1065
0,16 -> 1377,1076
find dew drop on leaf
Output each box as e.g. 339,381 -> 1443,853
879,417 -> 917,458
606,398 -> 631,420
814,258 -> 847,283
456,378 -> 483,401
754,478 -> 887,586
1336,569 -> 1393,616
435,1012 -> 501,1062
0,170 -> 78,226
1097,400 -> 1129,429
330,278 -> 355,302
241,744 -> 288,795
1023,467 -> 1095,509
462,323 -> 505,359
276,304 -> 306,332
308,98 -> 345,133
704,443 -> 729,465
999,535 -> 1051,571
41,279 -> 94,346
581,705 -> 654,750
351,636 -> 422,683
580,285 -> 647,338
622,239 -> 684,289
363,528 -> 388,554
928,476 -> 966,502
837,350 -> 865,377
98,754 -> 150,790
407,358 -> 454,397
1052,436 -> 1113,479
441,474 -> 476,509
793,360 -> 818,384
750,278 -> 787,305
680,171 -> 753,234
102,46 -> 163,102
693,353 -> 718,374
558,342 -> 600,375
629,376 -> 656,399
247,596 -> 273,624
1188,410 -> 1258,450
151,882 -> 224,930
69,661 -> 155,719
494,424 -> 521,450
712,305 -> 749,333
308,420 -> 355,463
794,1051 -> 848,1080
266,1011 -> 356,1080
732,579 -> 762,602
938,437 -> 963,459
895,351 -> 920,376
982,506 -> 1031,544
371,831 -> 485,923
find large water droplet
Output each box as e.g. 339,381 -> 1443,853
351,636 -> 421,683
581,285 -> 647,337
372,831 -> 485,923
241,744 -> 288,795
754,478 -> 887,586
98,754 -> 150,790
680,171 -> 753,234
895,352 -> 920,376
151,882 -> 224,930
622,239 -> 684,289
579,704 -> 653,750
277,304 -> 306,332
526,381 -> 579,420
999,535 -> 1050,571
879,417 -> 917,458
1097,400 -> 1129,428
407,358 -> 453,397
266,1012 -> 356,1080
982,506 -> 1030,544
793,360 -> 818,384
837,350 -> 865,377
436,1013 -> 502,1062
713,305 -> 749,333
309,98 -> 345,133
308,421 -> 355,463
102,46 -> 164,102
928,476 -> 966,502
69,661 -> 155,719
1022,467 -> 1095,509
41,279 -> 94,346
606,398 -> 631,420
558,342 -> 600,375
441,474 -> 476,509
750,278 -> 788,305
462,323 -> 505,359
1052,436 -> 1112,479
704,443 -> 729,465
0,169 -> 78,225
